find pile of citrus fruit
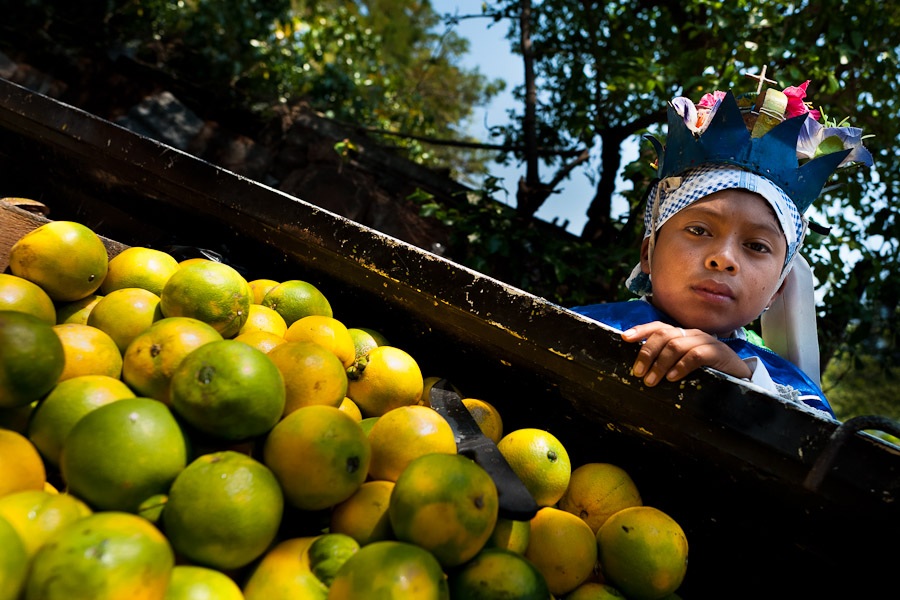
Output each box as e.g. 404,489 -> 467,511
0,218 -> 689,600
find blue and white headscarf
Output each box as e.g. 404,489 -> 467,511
626,164 -> 808,296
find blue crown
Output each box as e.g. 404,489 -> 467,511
644,91 -> 851,214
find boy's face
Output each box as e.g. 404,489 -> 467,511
641,189 -> 788,337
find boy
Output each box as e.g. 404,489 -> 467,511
573,83 -> 872,418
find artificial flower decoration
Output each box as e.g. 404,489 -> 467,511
783,80 -> 822,121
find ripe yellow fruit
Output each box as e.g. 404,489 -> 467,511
0,429 -> 46,497
100,246 -> 179,296
497,428 -> 571,507
525,506 -> 598,596
462,398 -> 503,444
338,397 -> 363,422
9,220 -> 108,302
0,273 -> 56,324
267,341 -> 348,415
263,405 -> 371,511
367,405 -> 456,482
0,490 -> 91,560
485,517 -> 531,554
54,294 -> 103,325
347,346 -> 424,417
52,323 -> 123,381
596,506 -> 688,600
248,278 -> 281,305
86,287 -> 163,353
165,565 -> 245,600
233,329 -> 286,354
330,480 -> 396,546
558,463 -> 643,534
238,303 -> 288,337
160,261 -> 251,338
243,536 -> 328,600
284,315 -> 356,368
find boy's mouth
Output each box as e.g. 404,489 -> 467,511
692,280 -> 735,302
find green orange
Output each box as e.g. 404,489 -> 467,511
261,279 -> 332,326
164,565 -> 244,600
0,490 -> 91,560
596,506 -> 688,600
566,582 -> 629,599
485,517 -> 531,554
263,405 -> 371,511
9,220 -> 108,302
24,511 -> 174,600
28,375 -> 136,467
330,480 -> 396,546
87,287 -> 164,353
60,397 -> 189,512
160,261 -> 251,338
347,327 -> 380,361
0,311 -> 65,408
0,273 -> 56,324
122,317 -> 223,403
55,294 -> 103,325
448,547 -> 550,600
101,246 -> 179,296
307,533 -> 360,587
52,323 -> 123,381
170,339 -> 285,440
267,341 -> 348,415
559,463 -> 643,534
163,451 -> 284,571
0,514 -> 27,600
327,541 -> 449,600
389,453 -> 498,568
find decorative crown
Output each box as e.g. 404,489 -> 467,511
645,90 -> 852,214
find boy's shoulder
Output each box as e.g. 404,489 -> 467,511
570,299 -> 674,332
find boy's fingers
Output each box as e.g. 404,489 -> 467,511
626,325 -> 692,385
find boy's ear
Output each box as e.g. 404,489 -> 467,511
766,277 -> 789,309
639,237 -> 652,274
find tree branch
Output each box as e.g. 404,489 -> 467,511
358,125 -> 583,156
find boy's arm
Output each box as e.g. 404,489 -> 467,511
621,321 -> 752,386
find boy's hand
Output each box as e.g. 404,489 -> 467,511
621,321 -> 752,386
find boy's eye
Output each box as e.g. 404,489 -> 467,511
685,225 -> 707,236
747,241 -> 771,253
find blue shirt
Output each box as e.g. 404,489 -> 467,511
571,300 -> 834,417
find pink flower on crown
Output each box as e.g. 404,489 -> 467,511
697,90 -> 727,109
783,81 -> 822,121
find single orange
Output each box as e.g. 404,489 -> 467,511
100,246 -> 179,296
261,279 -> 333,327
448,547 -> 550,600
559,463 -> 643,534
347,327 -> 381,361
233,329 -> 286,354
0,273 -> 56,324
242,536 -> 329,600
122,316 -> 223,403
327,540 -> 449,600
307,533 -> 360,587
0,490 -> 91,560
52,323 -> 123,381
338,397 -> 363,422
160,261 -> 251,338
0,428 -> 46,497
267,341 -> 348,415
60,397 -> 189,512
25,511 -> 174,600
87,287 -> 164,353
169,339 -> 286,440
497,428 -> 571,507
566,582 -> 629,599
284,315 -> 356,368
389,453 -> 498,568
346,346 -> 424,417
248,278 -> 280,305
0,514 -> 27,600
263,405 -> 371,511
367,405 -> 456,482
163,451 -> 284,570
28,375 -> 135,467
0,311 -> 65,408
164,565 -> 244,600
238,303 -> 288,337
358,416 -> 379,436
596,506 -> 688,600
525,506 -> 598,596
9,220 -> 108,302
485,517 -> 531,554
177,257 -> 211,269
330,480 -> 396,546
54,294 -> 103,325
462,398 -> 504,444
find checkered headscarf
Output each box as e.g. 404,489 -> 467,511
627,164 -> 808,296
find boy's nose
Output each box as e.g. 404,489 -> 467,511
705,247 -> 738,273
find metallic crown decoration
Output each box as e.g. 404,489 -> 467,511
644,91 -> 851,214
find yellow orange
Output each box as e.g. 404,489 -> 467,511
160,261 -> 251,338
447,547 -> 550,600
261,279 -> 333,326
243,536 -> 328,600
330,480 -> 396,546
248,278 -> 280,305
267,341 -> 348,415
462,398 -> 503,444
389,453 -> 498,568
177,257 -> 211,269
100,246 -> 179,296
0,490 -> 91,559
525,506 -> 598,596
164,565 -> 244,600
86,287 -> 163,353
284,315 -> 356,367
55,294 -> 103,325
0,429 -> 46,497
596,506 -> 688,600
28,375 -> 135,467
9,220 -> 108,302
327,540 -> 449,600
122,316 -> 223,403
338,397 -> 363,422
238,303 -> 288,337
367,405 -> 456,482
263,405 -> 371,511
0,311 -> 65,408
25,511 -> 174,600
497,428 -> 571,507
485,517 -> 531,554
0,273 -> 56,324
52,323 -> 123,381
233,329 -> 286,354
347,346 -> 424,417
559,463 -> 643,534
